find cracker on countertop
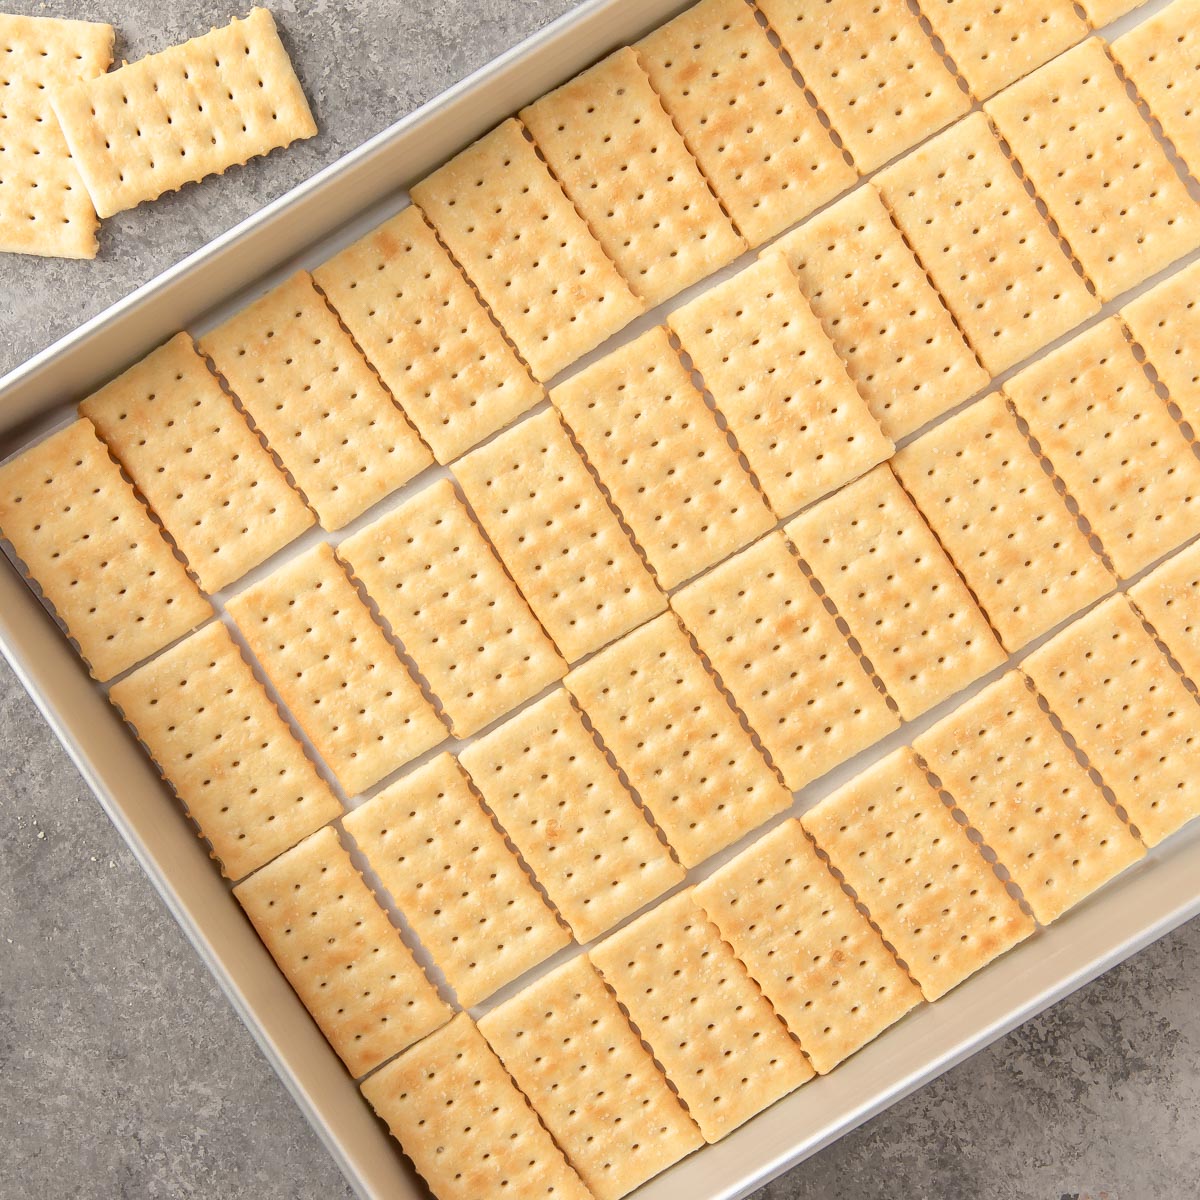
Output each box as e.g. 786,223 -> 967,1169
51,8 -> 315,218
565,611 -> 794,868
672,532 -> 900,791
479,955 -> 703,1200
459,689 -> 684,944
550,324 -> 774,590
233,826 -> 449,1076
875,112 -> 1099,375
337,478 -> 566,738
669,253 -> 893,518
0,13 -> 112,258
1130,539 -> 1200,686
803,747 -> 1035,1001
199,270 -> 431,531
0,419 -> 211,681
452,409 -> 665,664
521,46 -> 745,309
694,818 -> 923,1074
343,753 -> 570,1008
79,332 -> 314,594
892,393 -> 1114,652
636,0 -> 855,246
108,620 -> 342,881
411,118 -> 644,381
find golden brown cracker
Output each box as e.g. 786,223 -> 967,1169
1130,539 -> 1200,686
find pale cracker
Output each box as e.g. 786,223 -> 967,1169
1121,259 -> 1200,433
1024,594 -> 1200,846
459,690 -> 684,944
914,670 -> 1144,925
986,38 -> 1200,302
226,543 -> 447,797
411,118 -> 644,381
452,409 -> 665,664
233,826 -> 449,1076
694,818 -> 923,1074
918,0 -> 1089,100
875,112 -> 1100,375
591,889 -> 814,1142
564,611 -> 793,868
669,253 -> 893,518
772,183 -> 989,441
672,532 -> 900,791
521,47 -> 745,308
336,478 -> 565,738
759,0 -> 969,172
311,206 -> 544,464
108,620 -> 342,880
1080,0 -> 1149,25
635,0 -> 855,246
343,753 -> 569,1007
479,955 -> 703,1200
0,14 -> 111,258
1004,317 -> 1200,580
0,419 -> 211,681
803,747 -> 1035,1000
550,324 -> 774,589
892,393 -> 1114,651
360,1013 -> 592,1200
1130,539 -> 1200,685
786,464 -> 1005,720
51,8 -> 316,219
80,332 -> 313,594
199,270 -> 431,531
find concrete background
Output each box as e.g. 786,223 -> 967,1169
1,2 -> 1198,1197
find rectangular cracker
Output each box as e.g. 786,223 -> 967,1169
914,670 -> 1144,925
80,332 -> 314,593
694,819 -> 922,1074
198,271 -> 431,530
1130,540 -> 1200,686
51,8 -> 316,218
1080,0 -> 1149,25
803,747 -> 1035,1000
591,889 -> 814,1142
411,118 -> 644,381
550,325 -> 773,589
337,478 -> 565,738
672,532 -> 900,791
772,184 -> 989,441
669,254 -> 893,518
479,955 -> 703,1200
1023,594 -> 1200,846
233,826 -> 449,1076
361,1014 -> 591,1200
0,14 -> 112,258
0,420 -> 211,681
636,0 -> 855,246
521,47 -> 745,308
1121,260 -> 1200,433
892,394 -> 1114,651
312,207 -> 543,464
452,409 -> 665,663
459,690 -> 684,944
226,543 -> 447,797
876,112 -> 1100,375
986,39 -> 1200,302
918,0 -> 1089,100
565,611 -> 793,867
108,620 -> 342,880
1004,317 -> 1200,580
759,0 -> 969,172
343,754 -> 569,1007
786,465 -> 1005,720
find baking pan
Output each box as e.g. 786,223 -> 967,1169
2,1 -> 1198,1197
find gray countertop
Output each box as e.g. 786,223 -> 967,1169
1,3 -> 1197,1197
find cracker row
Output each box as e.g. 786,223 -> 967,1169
1130,539 -> 1200,687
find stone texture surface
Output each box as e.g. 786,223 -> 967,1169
1,1 -> 1198,1198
